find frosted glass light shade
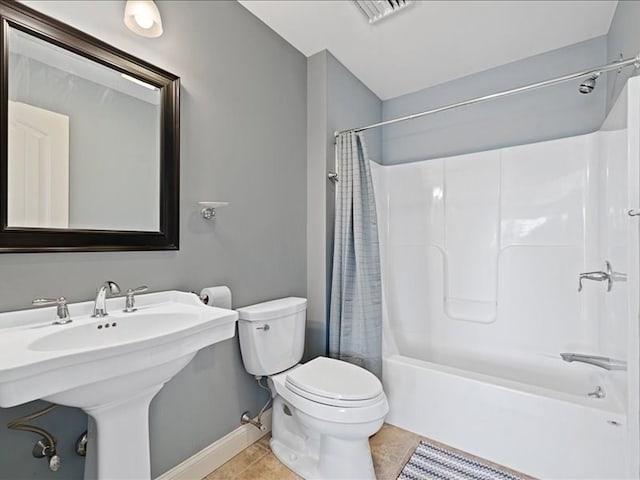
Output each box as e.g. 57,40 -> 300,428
124,0 -> 163,38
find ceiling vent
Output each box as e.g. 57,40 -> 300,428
353,0 -> 413,24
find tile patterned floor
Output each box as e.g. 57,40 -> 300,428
204,434 -> 300,480
203,423 -> 534,480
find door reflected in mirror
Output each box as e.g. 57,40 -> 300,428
7,26 -> 161,232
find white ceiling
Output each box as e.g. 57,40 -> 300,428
238,0 -> 618,100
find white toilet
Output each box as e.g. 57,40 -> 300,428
237,297 -> 388,479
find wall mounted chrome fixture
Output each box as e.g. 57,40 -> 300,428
335,53 -> 640,139
329,54 -> 639,182
124,0 -> 163,38
199,202 -> 229,220
560,353 -> 627,371
578,72 -> 600,94
8,404 -> 62,472
578,260 -> 613,292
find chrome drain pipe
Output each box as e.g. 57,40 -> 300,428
7,404 -> 62,471
76,431 -> 88,456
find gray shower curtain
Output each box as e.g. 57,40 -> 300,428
329,131 -> 382,378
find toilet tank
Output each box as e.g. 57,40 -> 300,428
237,297 -> 307,376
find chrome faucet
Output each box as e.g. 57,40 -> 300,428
578,261 -> 612,292
32,297 -> 72,325
92,281 -> 121,318
560,353 -> 626,371
123,286 -> 148,313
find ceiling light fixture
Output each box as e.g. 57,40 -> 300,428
353,0 -> 413,24
124,0 -> 163,38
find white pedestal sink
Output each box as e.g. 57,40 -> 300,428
0,290 -> 238,480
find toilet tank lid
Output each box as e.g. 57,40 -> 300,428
237,297 -> 307,321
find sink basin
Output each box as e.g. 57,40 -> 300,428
30,311 -> 201,352
0,290 -> 238,479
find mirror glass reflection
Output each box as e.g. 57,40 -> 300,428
7,26 -> 161,231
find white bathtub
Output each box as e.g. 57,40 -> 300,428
372,81 -> 640,479
383,354 -> 628,479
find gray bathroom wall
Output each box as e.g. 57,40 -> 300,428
306,50 -> 381,361
328,53 -> 382,163
606,0 -> 640,114
382,36 -> 608,165
0,1 -> 306,479
306,51 -> 328,362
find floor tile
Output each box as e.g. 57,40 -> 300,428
256,433 -> 271,450
233,452 -> 301,480
205,423 -> 533,480
370,424 -> 421,479
205,443 -> 269,480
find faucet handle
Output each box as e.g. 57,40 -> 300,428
578,261 -> 613,292
124,286 -> 148,313
32,297 -> 72,325
32,297 -> 62,306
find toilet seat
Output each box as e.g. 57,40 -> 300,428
285,357 -> 383,408
271,365 -> 388,425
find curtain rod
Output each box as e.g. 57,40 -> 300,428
334,53 -> 640,137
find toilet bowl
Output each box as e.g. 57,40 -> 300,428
237,298 -> 388,479
270,358 -> 388,478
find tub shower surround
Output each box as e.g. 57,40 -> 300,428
373,79 -> 640,478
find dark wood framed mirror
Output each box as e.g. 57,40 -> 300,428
0,1 -> 179,252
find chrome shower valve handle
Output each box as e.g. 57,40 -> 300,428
578,261 -> 613,292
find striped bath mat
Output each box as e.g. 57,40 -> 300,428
398,441 -> 526,480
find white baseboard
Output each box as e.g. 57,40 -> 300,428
155,409 -> 272,480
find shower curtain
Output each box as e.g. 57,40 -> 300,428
329,131 -> 382,378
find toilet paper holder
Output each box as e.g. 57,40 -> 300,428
199,286 -> 232,309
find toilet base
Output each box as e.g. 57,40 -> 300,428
270,396 -> 379,479
271,437 -> 320,479
271,432 -> 377,480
